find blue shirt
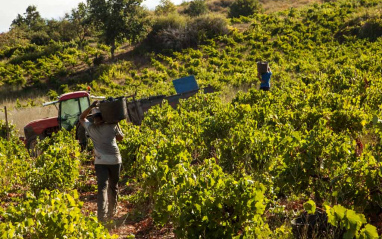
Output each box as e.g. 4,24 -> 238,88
260,71 -> 272,88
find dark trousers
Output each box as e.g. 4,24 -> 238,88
95,164 -> 121,222
260,86 -> 270,91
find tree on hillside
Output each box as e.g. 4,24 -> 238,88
184,0 -> 208,17
155,0 -> 177,15
10,5 -> 50,45
11,5 -> 45,31
64,2 -> 94,48
45,19 -> 65,41
87,0 -> 150,58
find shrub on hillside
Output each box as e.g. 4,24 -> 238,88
184,0 -> 208,16
188,14 -> 230,42
207,0 -> 234,13
147,14 -> 229,52
360,18 -> 382,40
150,13 -> 188,37
155,0 -> 177,15
155,27 -> 194,51
30,30 -> 51,45
335,14 -> 382,42
229,0 -> 261,18
147,14 -> 190,51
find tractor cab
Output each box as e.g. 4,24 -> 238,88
24,91 -> 91,155
57,91 -> 90,131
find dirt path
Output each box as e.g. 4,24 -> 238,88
79,164 -> 174,238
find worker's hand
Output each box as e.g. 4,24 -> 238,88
90,101 -> 98,108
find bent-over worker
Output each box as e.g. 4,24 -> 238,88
79,101 -> 124,222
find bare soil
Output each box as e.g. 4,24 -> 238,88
79,162 -> 174,238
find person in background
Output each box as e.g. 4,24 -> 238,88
258,66 -> 272,91
79,101 -> 124,223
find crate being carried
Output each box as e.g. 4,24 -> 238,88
257,61 -> 269,74
99,96 -> 128,123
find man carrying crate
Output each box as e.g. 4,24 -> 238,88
79,101 -> 124,223
257,61 -> 272,91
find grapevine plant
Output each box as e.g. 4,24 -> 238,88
0,190 -> 116,238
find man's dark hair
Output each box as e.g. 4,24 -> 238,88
93,113 -> 102,118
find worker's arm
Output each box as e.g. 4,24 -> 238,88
79,101 -> 98,126
116,134 -> 123,142
115,124 -> 124,142
257,72 -> 262,82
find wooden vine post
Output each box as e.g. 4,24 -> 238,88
4,106 -> 9,140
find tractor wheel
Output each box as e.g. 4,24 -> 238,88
26,135 -> 43,157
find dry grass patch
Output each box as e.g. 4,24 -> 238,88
0,88 -> 55,134
195,0 -> 323,16
207,0 -> 234,14
220,83 -> 254,103
261,0 -> 321,13
0,105 -> 57,135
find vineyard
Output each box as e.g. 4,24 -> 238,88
1,0 -> 382,238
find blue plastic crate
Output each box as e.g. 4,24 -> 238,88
172,75 -> 199,94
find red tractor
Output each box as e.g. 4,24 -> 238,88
24,91 -> 92,155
